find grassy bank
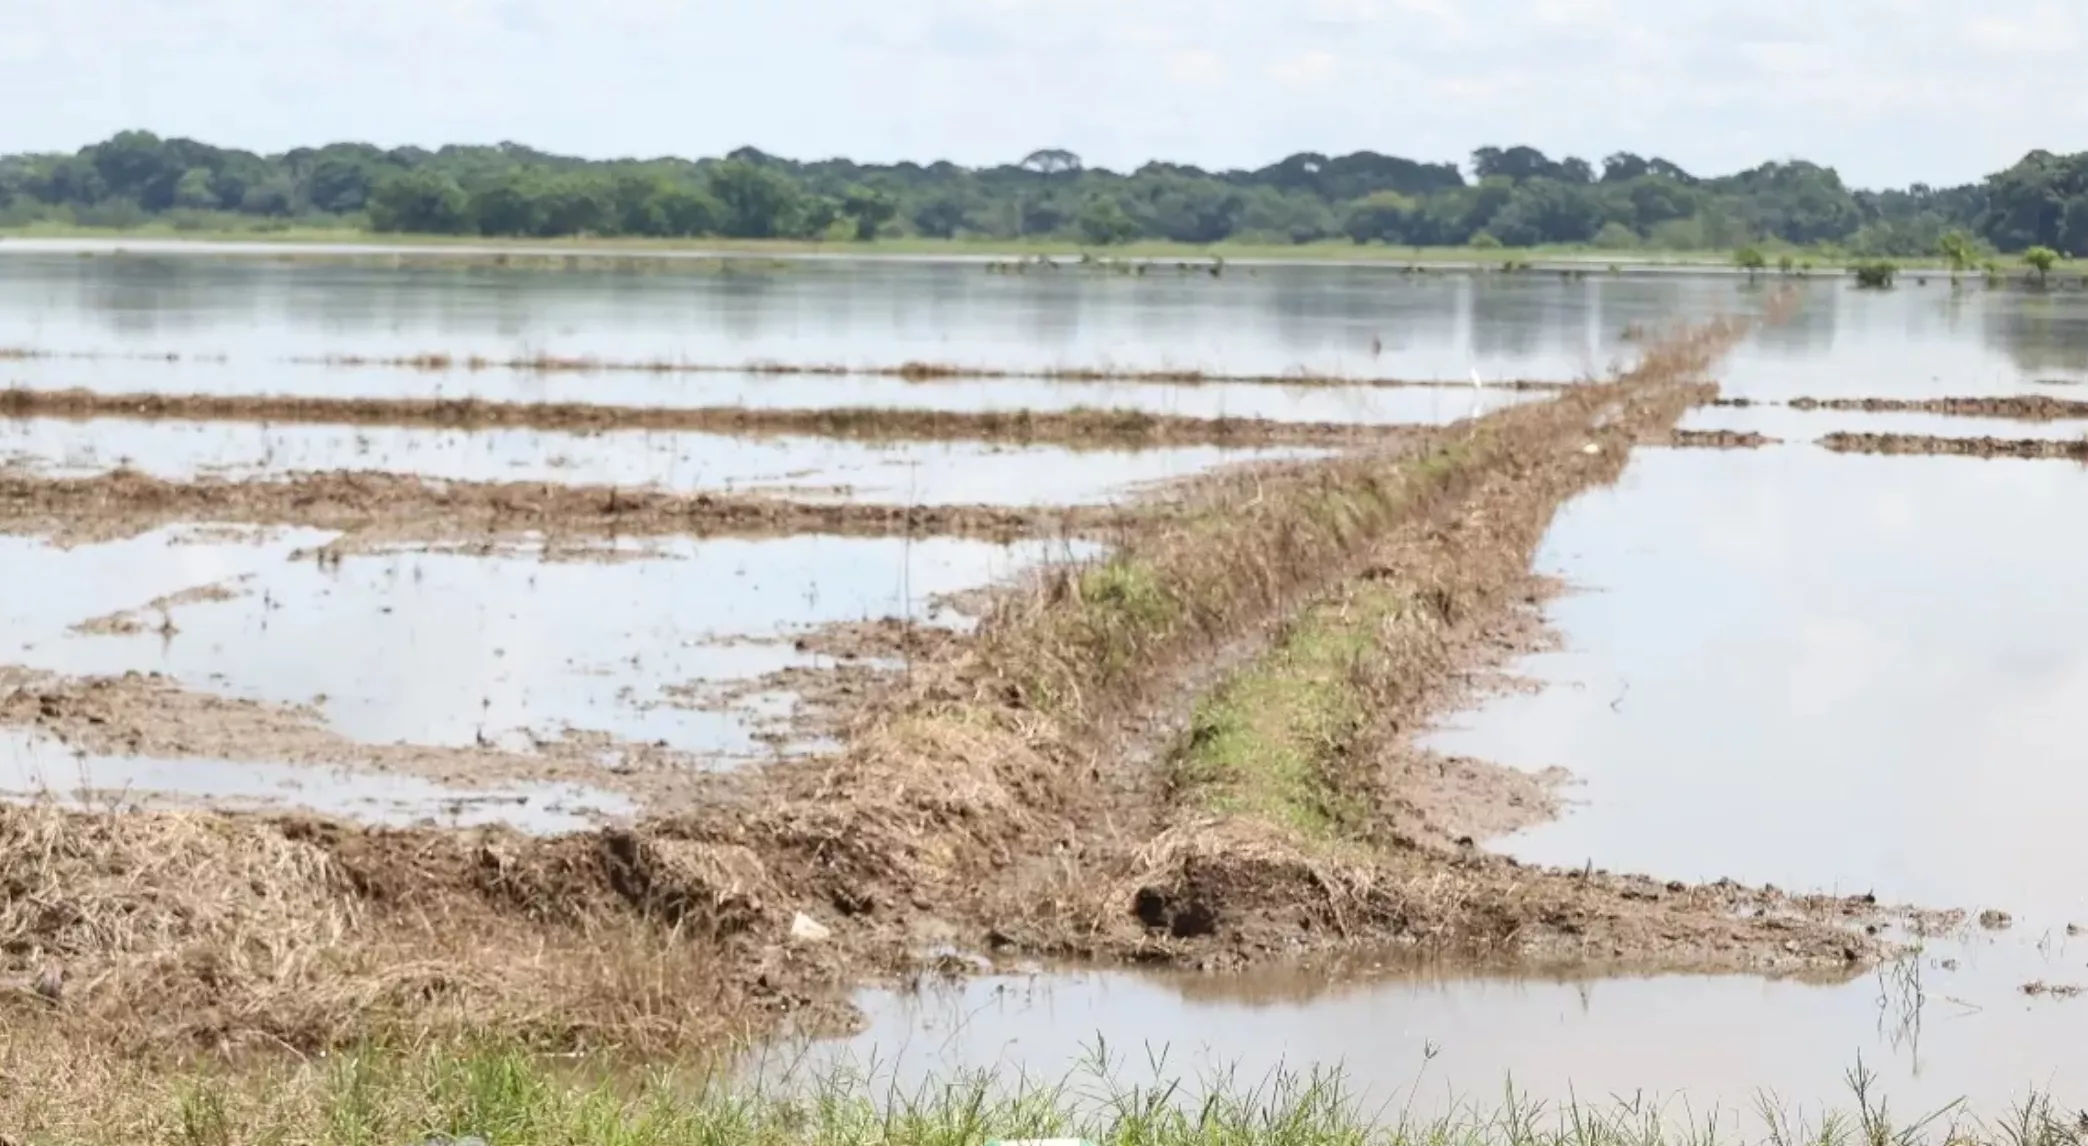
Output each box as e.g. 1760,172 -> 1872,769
3,1039 -> 2064,1146
7,221 -> 2081,273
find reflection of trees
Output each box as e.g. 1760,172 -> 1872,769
1746,282 -> 1839,358
1981,292 -> 2088,377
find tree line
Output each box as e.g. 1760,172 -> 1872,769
2,131 -> 2085,257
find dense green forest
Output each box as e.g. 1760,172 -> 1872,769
3,130 -> 2086,256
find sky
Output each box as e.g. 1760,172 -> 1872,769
0,0 -> 2079,187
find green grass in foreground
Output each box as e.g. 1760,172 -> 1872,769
10,219 -> 2088,274
36,1043 -> 2076,1146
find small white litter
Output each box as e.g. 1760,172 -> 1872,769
789,912 -> 832,943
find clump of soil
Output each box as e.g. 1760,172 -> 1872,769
68,579 -> 249,637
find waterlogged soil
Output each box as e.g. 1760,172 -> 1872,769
1662,428 -> 1779,449
1682,402 -> 2088,443
0,387 -> 1408,449
0,466 -> 1140,547
0,526 -> 1095,806
0,726 -> 634,832
1819,431 -> 2088,460
0,409 -> 1324,506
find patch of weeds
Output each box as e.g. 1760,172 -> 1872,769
1172,585 -> 1402,840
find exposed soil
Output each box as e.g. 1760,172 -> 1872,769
1818,432 -> 2088,460
1662,428 -> 1779,449
68,579 -> 249,637
0,466 -> 1140,547
0,387 -> 1410,450
0,666 -> 728,814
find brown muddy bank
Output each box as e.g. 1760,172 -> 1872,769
1662,428 -> 1779,449
1819,432 -> 2088,460
0,467 -> 1138,547
0,386 -> 1406,450
1713,394 -> 2088,421
1792,395 -> 2088,420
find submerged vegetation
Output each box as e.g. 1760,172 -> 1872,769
7,131 -> 2088,256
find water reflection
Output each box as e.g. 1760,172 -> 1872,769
1428,446 -> 2088,922
11,253 -> 2088,399
817,937 -> 2082,1119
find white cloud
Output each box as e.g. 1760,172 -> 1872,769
1267,49 -> 1342,86
0,0 -> 2071,185
1164,47 -> 1227,86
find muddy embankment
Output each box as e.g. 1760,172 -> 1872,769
0,387 -> 1410,451
1714,393 -> 2088,422
0,467 -> 1140,548
1661,428 -> 1779,449
1789,394 -> 2088,420
1820,432 -> 2088,460
0,317 -> 1914,1056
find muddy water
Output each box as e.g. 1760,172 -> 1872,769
0,418 -> 1315,506
814,940 -> 2084,1120
1430,445 -> 2088,917
0,525 -> 1094,756
0,728 -> 632,831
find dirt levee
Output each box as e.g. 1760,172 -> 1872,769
0,467 -> 1137,546
1820,432 -> 2088,460
0,387 -> 1408,450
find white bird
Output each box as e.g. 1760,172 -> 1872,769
1470,366 -> 1485,390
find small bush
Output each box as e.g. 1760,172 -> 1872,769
1852,261 -> 1897,289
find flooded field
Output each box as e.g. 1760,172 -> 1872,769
6,247 -> 2088,1132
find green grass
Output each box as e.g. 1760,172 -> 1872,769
12,220 -> 2088,275
1173,586 -> 1394,838
26,1041 -> 2078,1146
